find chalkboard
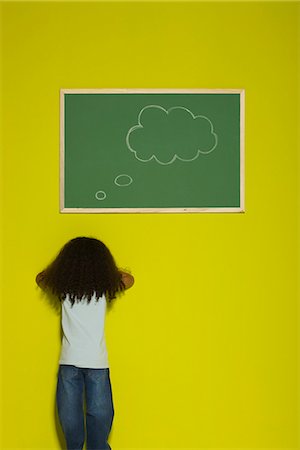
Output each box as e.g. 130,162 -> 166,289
60,89 -> 245,213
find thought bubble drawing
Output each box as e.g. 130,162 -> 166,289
126,105 -> 218,165
114,174 -> 133,187
95,190 -> 106,200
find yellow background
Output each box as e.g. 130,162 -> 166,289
1,1 -> 299,449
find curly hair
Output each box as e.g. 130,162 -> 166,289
39,237 -> 125,306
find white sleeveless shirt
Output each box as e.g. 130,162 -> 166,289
59,293 -> 109,368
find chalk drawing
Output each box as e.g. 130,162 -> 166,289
95,191 -> 107,200
114,174 -> 133,187
126,105 -> 218,165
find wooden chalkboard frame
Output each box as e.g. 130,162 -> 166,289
60,88 -> 245,213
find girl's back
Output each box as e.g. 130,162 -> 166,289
59,293 -> 109,368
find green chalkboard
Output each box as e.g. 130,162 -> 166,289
60,89 -> 244,213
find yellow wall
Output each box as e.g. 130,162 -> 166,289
1,2 -> 299,449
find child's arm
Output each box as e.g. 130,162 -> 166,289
36,271 -> 45,288
119,270 -> 134,290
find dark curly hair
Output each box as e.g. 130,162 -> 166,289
38,237 -> 125,306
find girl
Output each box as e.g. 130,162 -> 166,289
36,236 -> 134,450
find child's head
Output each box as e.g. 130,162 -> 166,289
41,236 -> 124,305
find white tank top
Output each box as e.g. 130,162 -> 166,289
58,293 -> 109,368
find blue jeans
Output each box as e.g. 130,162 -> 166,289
56,364 -> 114,450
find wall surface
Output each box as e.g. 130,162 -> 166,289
1,2 -> 299,450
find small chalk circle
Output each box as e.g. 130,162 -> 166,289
114,174 -> 133,187
95,191 -> 107,200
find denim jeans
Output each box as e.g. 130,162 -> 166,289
56,364 -> 114,450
